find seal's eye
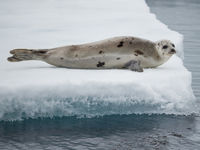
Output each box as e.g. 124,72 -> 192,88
171,43 -> 175,47
162,45 -> 168,49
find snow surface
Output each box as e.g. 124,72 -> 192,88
0,0 -> 197,121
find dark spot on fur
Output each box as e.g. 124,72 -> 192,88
96,61 -> 105,67
171,43 -> 175,47
129,41 -> 132,44
132,38 -> 135,40
60,57 -> 64,60
34,50 -> 48,56
99,51 -> 104,54
135,54 -> 138,56
38,50 -> 47,54
116,57 -> 120,60
75,54 -> 78,57
135,50 -> 144,55
117,41 -> 124,48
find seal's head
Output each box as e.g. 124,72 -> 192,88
155,40 -> 176,61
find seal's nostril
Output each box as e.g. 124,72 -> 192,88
171,49 -> 176,53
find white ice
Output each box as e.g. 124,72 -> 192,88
0,0 -> 197,120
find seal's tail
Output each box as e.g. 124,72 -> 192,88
7,49 -> 48,62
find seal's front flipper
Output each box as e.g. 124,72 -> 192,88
124,60 -> 143,72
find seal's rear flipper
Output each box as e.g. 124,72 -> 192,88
7,49 -> 48,62
124,60 -> 143,72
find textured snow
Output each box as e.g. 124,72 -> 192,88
0,0 -> 197,121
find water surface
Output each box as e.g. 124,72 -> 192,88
0,115 -> 199,150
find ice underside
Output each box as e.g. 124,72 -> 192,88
0,0 -> 197,120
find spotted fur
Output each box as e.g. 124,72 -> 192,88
8,36 -> 176,72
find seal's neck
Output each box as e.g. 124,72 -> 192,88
156,45 -> 172,66
159,54 -> 171,65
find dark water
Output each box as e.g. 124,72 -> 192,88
1,0 -> 200,149
0,115 -> 200,150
